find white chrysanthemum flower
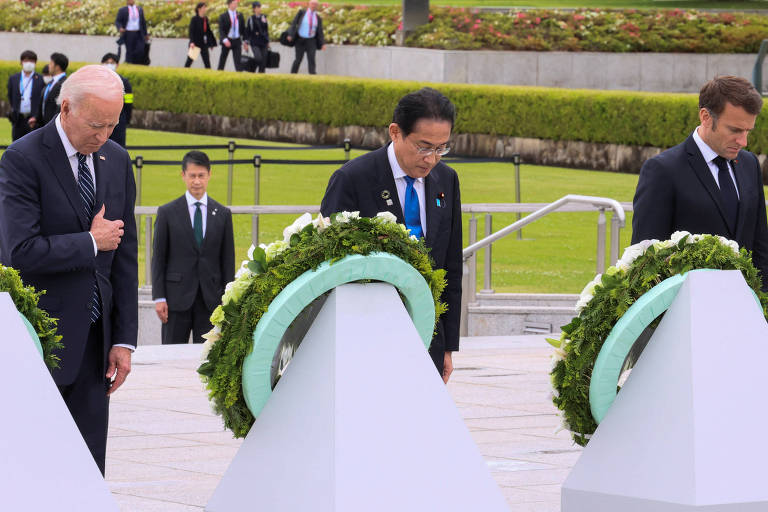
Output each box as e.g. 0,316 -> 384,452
265,240 -> 289,262
716,235 -> 740,255
234,263 -> 252,280
575,273 -> 602,313
375,211 -> 397,224
653,239 -> 674,250
247,244 -> 256,260
312,213 -> 331,232
670,230 -> 691,244
283,212 -> 313,242
336,211 -> 360,224
200,325 -> 222,361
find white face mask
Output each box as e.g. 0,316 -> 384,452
104,63 -> 117,72
43,76 -> 53,84
21,61 -> 35,73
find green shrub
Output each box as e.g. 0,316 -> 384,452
3,60 -> 768,155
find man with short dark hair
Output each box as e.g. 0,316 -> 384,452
217,0 -> 245,71
38,52 -> 68,127
7,50 -> 44,140
287,0 -> 325,75
116,0 -> 149,65
101,53 -> 133,148
632,75 -> 768,288
321,87 -> 462,383
152,151 -> 235,344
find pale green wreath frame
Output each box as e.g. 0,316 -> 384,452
589,269 -> 762,424
20,313 -> 44,358
241,252 -> 436,418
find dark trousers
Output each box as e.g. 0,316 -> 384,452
162,288 -> 213,344
217,38 -> 242,71
58,321 -> 109,476
10,112 -> 33,141
291,36 -> 318,74
124,31 -> 146,64
251,45 -> 267,73
185,46 -> 211,69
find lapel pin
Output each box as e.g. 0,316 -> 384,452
381,190 -> 391,200
99,155 -> 106,161
436,192 -> 445,207
212,208 -> 217,216
386,199 -> 393,206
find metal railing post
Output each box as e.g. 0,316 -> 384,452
610,213 -> 621,265
144,215 -> 152,287
480,213 -> 494,294
512,153 -> 522,240
460,262 -> 470,337
467,215 -> 478,304
344,138 -> 351,162
252,155 -> 261,247
596,207 -> 607,274
134,155 -> 143,243
227,140 -> 236,205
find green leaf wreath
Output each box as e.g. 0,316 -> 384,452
550,231 -> 768,446
198,211 -> 448,438
0,265 -> 63,369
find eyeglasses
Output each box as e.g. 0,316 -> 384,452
409,139 -> 451,157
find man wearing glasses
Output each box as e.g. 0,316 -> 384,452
321,87 -> 462,383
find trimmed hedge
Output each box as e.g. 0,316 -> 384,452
3,60 -> 767,154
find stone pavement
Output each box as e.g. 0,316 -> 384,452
106,335 -> 580,511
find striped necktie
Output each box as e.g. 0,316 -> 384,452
77,152 -> 101,322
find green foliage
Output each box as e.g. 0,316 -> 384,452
550,234 -> 768,446
198,214 -> 447,438
0,265 -> 63,370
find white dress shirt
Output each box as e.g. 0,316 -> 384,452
387,142 -> 427,236
226,9 -> 240,41
19,71 -> 34,114
693,127 -> 740,199
126,4 -> 140,31
186,190 -> 208,237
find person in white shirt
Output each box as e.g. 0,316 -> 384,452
217,0 -> 246,71
6,50 -> 44,140
115,0 -> 149,64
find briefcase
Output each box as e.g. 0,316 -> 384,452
240,53 -> 257,73
266,50 -> 280,69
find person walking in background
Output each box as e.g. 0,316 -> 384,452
244,1 -> 269,74
152,151 -> 234,345
185,2 -> 216,69
116,0 -> 149,64
288,0 -> 325,75
217,0 -> 245,71
41,64 -> 52,85
0,65 -> 138,475
101,53 -> 133,148
38,52 -> 68,127
7,50 -> 44,140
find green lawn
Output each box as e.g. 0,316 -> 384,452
1,119 -> 642,293
323,0 -> 768,9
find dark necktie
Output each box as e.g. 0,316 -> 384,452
193,201 -> 204,247
76,152 -> 101,323
713,156 -> 739,232
403,176 -> 423,239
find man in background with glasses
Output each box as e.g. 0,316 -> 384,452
321,87 -> 462,383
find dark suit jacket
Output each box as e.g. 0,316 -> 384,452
320,145 -> 462,353
151,195 -> 235,312
245,13 -> 269,47
189,14 -> 216,48
0,121 -> 138,386
632,133 -> 768,288
115,4 -> 148,38
218,10 -> 246,42
38,75 -> 66,127
7,71 -> 44,119
289,8 -> 324,47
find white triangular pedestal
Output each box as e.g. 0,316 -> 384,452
207,283 -> 508,511
0,293 -> 117,510
562,270 -> 768,511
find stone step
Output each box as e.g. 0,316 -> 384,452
472,292 -> 578,308
466,302 -> 577,337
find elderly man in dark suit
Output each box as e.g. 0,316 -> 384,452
6,50 -> 44,140
115,0 -> 149,64
321,87 -> 462,383
152,151 -> 235,344
632,75 -> 768,289
38,52 -> 68,127
217,0 -> 246,71
0,65 -> 138,475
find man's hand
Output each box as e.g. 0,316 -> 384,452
119,27 -> 126,33
443,351 -> 454,384
27,116 -> 37,129
321,44 -> 326,50
106,346 -> 132,396
286,35 -> 292,42
190,42 -> 196,48
244,42 -> 249,51
90,205 -> 124,251
224,39 -> 231,48
155,301 -> 168,323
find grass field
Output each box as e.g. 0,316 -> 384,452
320,0 -> 768,9
0,119 -> 643,294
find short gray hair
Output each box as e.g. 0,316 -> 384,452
58,64 -> 124,109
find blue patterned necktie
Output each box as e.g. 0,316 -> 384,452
403,175 -> 423,238
76,152 -> 101,323
713,156 -> 739,232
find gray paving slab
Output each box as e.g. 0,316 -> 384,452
105,335 -> 578,511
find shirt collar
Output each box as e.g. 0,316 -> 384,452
693,126 -> 720,164
54,114 -> 79,159
186,190 -> 208,206
387,142 -> 423,183
52,72 -> 66,83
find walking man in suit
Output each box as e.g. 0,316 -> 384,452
632,75 -> 768,289
38,52 -> 68,127
152,151 -> 235,344
217,0 -> 245,71
244,1 -> 269,74
321,88 -> 462,383
0,65 -> 138,475
6,50 -> 44,141
287,0 -> 325,75
115,0 -> 149,65
101,53 -> 133,148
